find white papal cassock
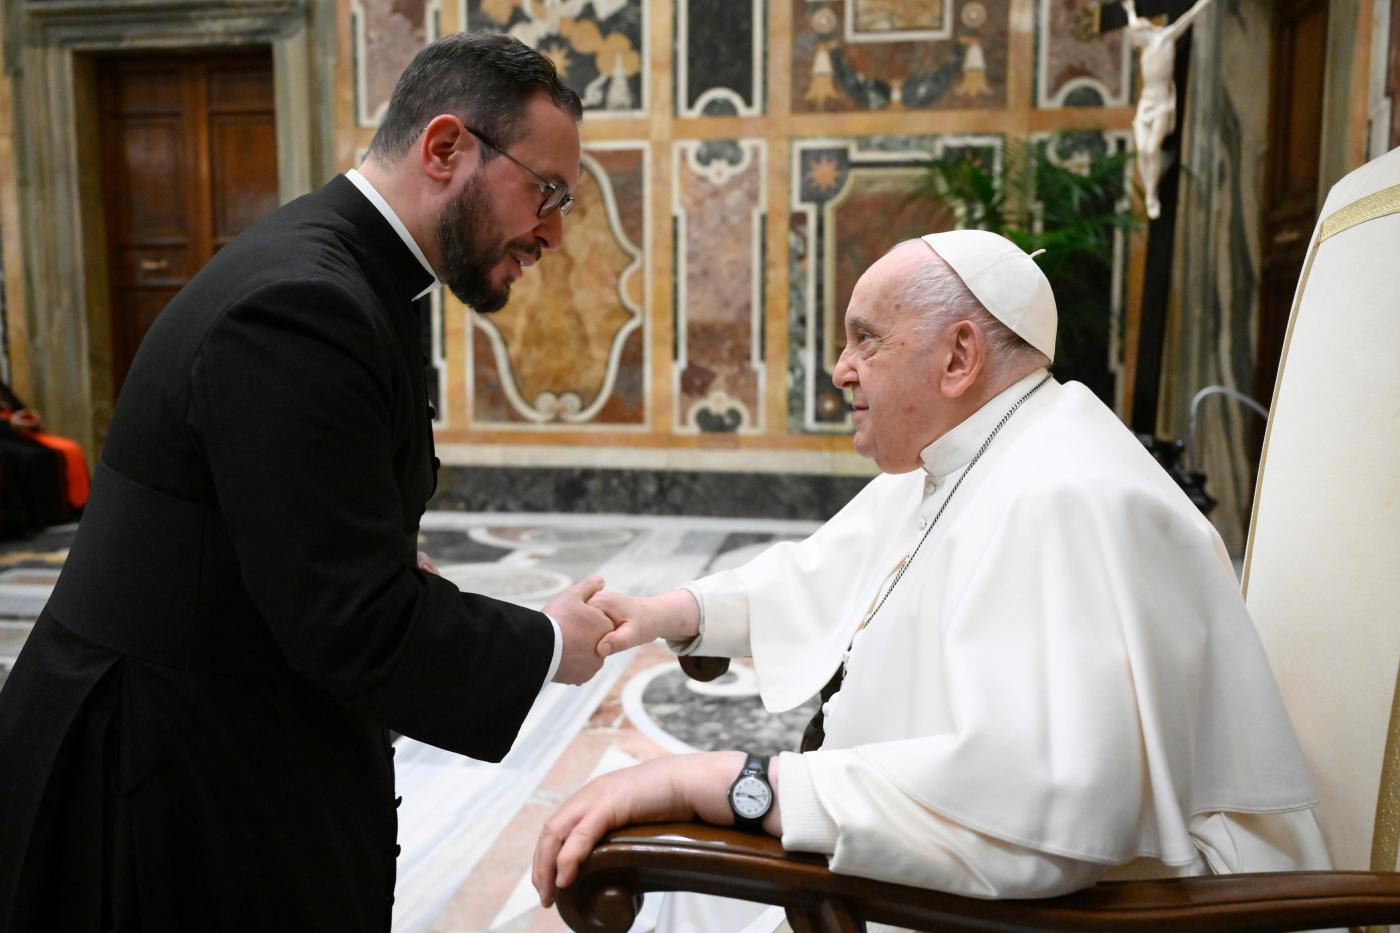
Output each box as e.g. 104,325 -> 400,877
660,370 -> 1331,933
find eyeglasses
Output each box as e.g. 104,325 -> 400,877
465,126 -> 574,218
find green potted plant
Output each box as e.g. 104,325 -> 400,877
906,133 -> 1139,403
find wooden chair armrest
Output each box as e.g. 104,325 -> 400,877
555,822 -> 1400,933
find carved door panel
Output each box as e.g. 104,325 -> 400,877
1254,0 -> 1329,407
98,50 -> 278,396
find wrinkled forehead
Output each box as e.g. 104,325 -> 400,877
845,243 -> 932,323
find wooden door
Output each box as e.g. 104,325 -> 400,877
1254,0 -> 1329,407
97,51 -> 279,396
1390,0 -> 1400,151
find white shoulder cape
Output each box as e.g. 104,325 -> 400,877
709,379 -> 1317,866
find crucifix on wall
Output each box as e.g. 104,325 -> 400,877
1123,0 -> 1218,218
1077,0 -> 1218,433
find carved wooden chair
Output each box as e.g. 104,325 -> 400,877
556,156 -> 1400,932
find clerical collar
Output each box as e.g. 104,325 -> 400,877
919,368 -> 1054,481
344,168 -> 442,303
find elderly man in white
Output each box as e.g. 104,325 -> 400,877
533,231 -> 1331,931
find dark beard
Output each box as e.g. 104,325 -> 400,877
436,173 -> 511,313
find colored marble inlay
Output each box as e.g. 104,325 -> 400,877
675,0 -> 766,116
471,145 -> 647,427
791,0 -> 1010,113
467,0 -> 646,115
674,140 -> 766,433
352,0 -> 431,126
1036,0 -> 1130,108
853,0 -> 945,32
789,136 -> 991,433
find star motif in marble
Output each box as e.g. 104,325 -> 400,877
479,0 -> 520,24
542,41 -> 574,79
806,155 -> 843,193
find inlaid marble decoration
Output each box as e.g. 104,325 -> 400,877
675,0 -> 766,116
1034,129 -> 1133,407
351,0 -> 440,126
791,0 -> 1010,113
470,143 -> 648,428
789,135 -> 998,433
1035,0 -> 1130,108
465,0 -> 646,117
673,139 -> 766,434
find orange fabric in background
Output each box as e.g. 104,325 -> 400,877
26,431 -> 89,510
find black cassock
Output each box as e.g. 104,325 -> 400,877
0,176 -> 555,931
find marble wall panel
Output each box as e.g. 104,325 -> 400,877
788,136 -> 992,433
791,0 -> 1010,113
465,0 -> 646,116
470,144 -> 648,427
1160,0 -> 1272,555
673,140 -> 766,433
1035,0 -> 1130,108
352,0 -> 436,126
675,0 -> 766,116
1034,128 -> 1132,408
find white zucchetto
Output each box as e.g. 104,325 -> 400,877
921,230 -> 1058,361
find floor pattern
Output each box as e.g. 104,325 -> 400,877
0,512 -> 821,932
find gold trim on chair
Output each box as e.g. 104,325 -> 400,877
1320,184 -> 1400,243
1242,183 -> 1400,595
1374,663 -> 1400,874
1365,662 -> 1400,933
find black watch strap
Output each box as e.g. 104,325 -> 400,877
729,752 -> 773,832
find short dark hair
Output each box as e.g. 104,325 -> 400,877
367,32 -> 582,163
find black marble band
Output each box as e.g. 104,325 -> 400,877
430,465 -> 870,522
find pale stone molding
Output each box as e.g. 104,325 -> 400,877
3,0 -> 337,453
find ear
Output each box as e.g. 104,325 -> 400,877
940,320 -> 986,399
418,114 -> 472,184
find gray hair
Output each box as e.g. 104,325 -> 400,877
367,32 -> 582,164
902,245 -> 1051,379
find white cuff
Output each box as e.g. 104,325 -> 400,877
777,751 -> 838,855
670,569 -> 751,657
541,613 -> 563,691
666,585 -> 706,655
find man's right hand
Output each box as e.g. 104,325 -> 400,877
590,589 -> 700,657
545,577 -> 615,685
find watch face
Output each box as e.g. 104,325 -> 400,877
731,774 -> 772,819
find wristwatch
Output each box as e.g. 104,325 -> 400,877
727,752 -> 774,831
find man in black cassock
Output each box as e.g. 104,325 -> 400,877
0,34 -> 610,931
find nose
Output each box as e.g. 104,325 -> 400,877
833,347 -> 856,388
533,208 -> 565,251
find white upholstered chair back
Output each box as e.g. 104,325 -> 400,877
1242,146 -> 1400,881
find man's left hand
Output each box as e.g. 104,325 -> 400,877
533,750 -> 780,907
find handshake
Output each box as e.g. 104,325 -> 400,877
542,577 -> 701,684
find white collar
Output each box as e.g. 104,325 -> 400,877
919,369 -> 1053,481
345,168 -> 441,303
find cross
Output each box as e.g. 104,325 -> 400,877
1073,0 -> 1206,42
1076,0 -> 1216,434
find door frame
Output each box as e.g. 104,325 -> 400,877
3,0 -> 337,455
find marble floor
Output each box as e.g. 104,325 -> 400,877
0,512 -> 822,933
